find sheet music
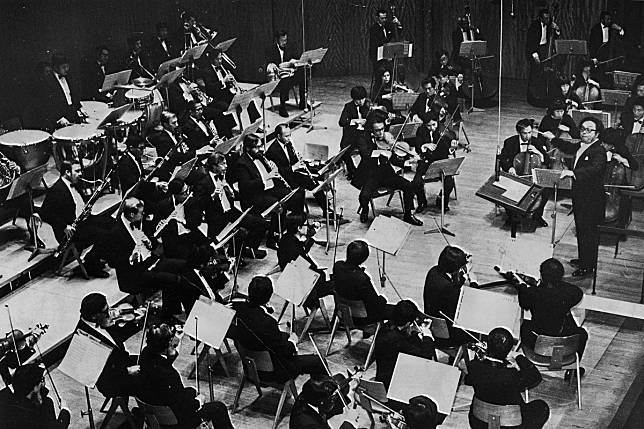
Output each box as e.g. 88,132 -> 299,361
273,256 -> 320,306
364,215 -> 412,256
183,297 -> 236,349
493,176 -> 531,202
57,331 -> 112,387
453,287 -> 522,337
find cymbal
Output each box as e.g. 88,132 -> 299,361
113,84 -> 153,91
132,77 -> 155,88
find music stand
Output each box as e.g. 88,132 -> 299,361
317,146 -> 351,176
389,121 -> 422,140
365,215 -> 411,294
379,42 -> 413,96
602,90 -> 631,126
392,92 -> 419,112
311,168 -> 344,253
532,168 -> 572,246
261,187 -> 301,238
100,70 -> 132,93
214,38 -> 237,53
570,108 -> 611,129
298,48 -> 328,133
423,157 -> 465,237
226,89 -> 257,131
96,103 -> 134,129
608,70 -> 641,91
252,80 -> 280,146
459,40 -> 488,113
555,40 -> 588,78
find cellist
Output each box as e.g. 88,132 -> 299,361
538,98 -> 580,150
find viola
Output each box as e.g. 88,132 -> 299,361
110,303 -> 146,328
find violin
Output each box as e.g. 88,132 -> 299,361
0,324 -> 49,361
109,303 -> 146,328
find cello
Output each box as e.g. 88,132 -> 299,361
573,62 -> 601,104
601,131 -> 631,224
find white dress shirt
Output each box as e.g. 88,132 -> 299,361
540,22 -> 548,45
62,177 -> 85,217
54,71 -> 72,105
632,118 -> 643,134
574,141 -> 595,169
254,159 -> 275,190
80,317 -> 118,347
209,172 -> 232,212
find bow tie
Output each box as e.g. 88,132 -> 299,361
636,119 -> 643,124
130,222 -> 140,229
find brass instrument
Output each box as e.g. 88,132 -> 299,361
154,192 -> 194,237
224,68 -> 242,94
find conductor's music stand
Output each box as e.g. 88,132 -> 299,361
459,40 -> 489,113
554,40 -> 588,80
602,90 -> 631,126
423,157 -> 465,238
531,168 -> 572,246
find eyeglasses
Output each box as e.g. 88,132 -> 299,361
580,127 -> 596,133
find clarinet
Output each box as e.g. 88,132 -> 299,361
153,192 -> 194,237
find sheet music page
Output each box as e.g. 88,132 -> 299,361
364,215 -> 411,256
274,256 -> 320,306
494,176 -> 531,202
453,286 -> 522,337
57,331 -> 113,387
183,297 -> 236,349
498,237 -> 552,277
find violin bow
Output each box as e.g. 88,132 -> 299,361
5,305 -> 21,365
308,333 -> 349,408
136,301 -> 152,365
35,343 -> 63,408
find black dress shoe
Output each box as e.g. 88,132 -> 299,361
572,267 -> 592,277
416,202 -> 427,214
569,259 -> 581,267
279,108 -> 289,118
534,216 -> 549,227
564,367 -> 585,381
243,247 -> 267,259
86,267 -> 110,278
360,211 -> 369,223
265,239 -> 279,250
403,214 -> 423,226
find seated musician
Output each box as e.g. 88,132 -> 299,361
498,118 -> 549,227
413,111 -> 458,213
149,22 -> 178,71
38,161 -> 113,278
352,115 -> 422,225
138,324 -> 235,429
538,98 -> 580,149
42,53 -> 84,130
147,111 -> 196,176
372,67 -> 394,112
621,77 -> 644,124
76,292 -> 141,398
0,363 -> 70,429
231,276 -> 326,381
620,96 -> 644,135
374,300 -> 435,390
571,60 -> 601,102
106,197 -> 199,323
466,327 -> 549,429
234,134 -> 305,249
290,377 -> 358,429
423,246 -> 474,348
278,215 -> 333,310
517,258 -> 588,378
338,86 -> 370,180
80,45 -> 112,102
125,33 -> 153,80
265,30 -> 307,118
181,101 -> 223,151
410,77 -> 438,122
557,75 -> 583,111
196,153 -> 268,259
333,240 -> 395,324
0,151 -> 20,177
430,50 -> 457,81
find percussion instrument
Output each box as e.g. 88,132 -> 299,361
0,129 -> 52,171
131,77 -> 155,88
80,101 -> 110,124
125,88 -> 154,109
0,162 -> 17,202
53,124 -> 105,171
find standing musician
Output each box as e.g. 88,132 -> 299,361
75,292 -> 141,399
231,276 -> 326,381
498,118 -> 550,227
526,8 -> 560,106
374,300 -> 435,390
526,8 -> 560,67
367,8 -> 402,71
181,100 -> 222,151
423,246 -> 475,349
333,240 -> 396,324
138,324 -> 235,429
0,363 -> 71,429
552,117 -> 607,277
517,258 -> 588,378
352,116 -> 422,226
41,53 -> 84,130
149,22 -> 178,71
538,98 -> 580,148
465,328 -> 550,429
338,86 -> 370,180
588,11 -> 625,66
125,33 -> 153,80
410,77 -> 439,122
80,45 -> 112,101
234,134 -> 305,248
38,161 -> 114,278
619,96 -> 644,135
265,30 -> 307,117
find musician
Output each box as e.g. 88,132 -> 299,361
125,33 -> 153,80
465,327 -> 549,429
234,134 -> 305,248
42,53 -> 83,130
553,117 -> 607,277
38,162 -> 113,277
526,8 -> 560,66
200,48 -> 236,105
620,96 -> 644,135
498,118 -> 549,227
149,22 -> 178,71
588,11 -> 625,63
80,45 -> 111,101
290,377 -> 354,429
0,151 -> 20,177
181,100 -> 222,150
571,60 -> 601,101
138,324 -> 235,429
431,50 -> 457,80
538,99 -> 580,145
0,363 -> 70,429
196,153 -> 268,259
371,67 -> 394,112
622,78 -> 644,120
147,111 -> 195,176
265,30 -> 307,117
231,276 -> 326,381
333,240 -> 395,324
266,124 -> 331,217
374,300 -> 435,389
423,246 -> 473,348
452,16 -> 482,64
353,117 -> 422,225
181,10 -> 212,49
338,85 -> 370,179
367,8 -> 402,70
557,75 -> 583,111
410,77 -> 438,122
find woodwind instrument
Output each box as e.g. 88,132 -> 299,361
153,192 -> 194,237
129,225 -> 153,265
224,68 -> 242,94
260,154 -> 291,190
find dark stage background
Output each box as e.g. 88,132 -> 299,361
0,0 -> 642,122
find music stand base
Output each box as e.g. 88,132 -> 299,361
424,227 -> 455,237
26,247 -> 55,262
467,106 -> 485,113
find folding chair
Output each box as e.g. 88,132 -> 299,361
471,397 -> 522,429
134,397 -> 178,429
428,315 -> 471,367
99,395 -> 136,429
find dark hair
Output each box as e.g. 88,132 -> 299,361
421,77 -> 437,88
548,98 -> 566,114
600,10 -> 611,20
146,324 -> 174,354
125,133 -> 145,149
51,53 -> 69,69
420,110 -> 439,124
285,214 -> 306,234
274,30 -> 288,39
437,245 -> 467,273
168,178 -> 186,195
631,96 -> 644,109
186,100 -> 203,113
275,123 -> 289,136
515,118 -> 533,133
404,396 -> 438,429
160,110 -> 176,126
12,364 -> 45,397
580,116 -> 604,133
391,300 -> 419,326
376,66 -> 392,81
539,8 -> 549,17
376,8 -> 388,15
539,258 -> 565,284
346,240 -> 369,265
487,327 -> 514,359
248,276 -> 273,305
80,292 -> 108,319
350,85 -> 368,100
300,377 -> 336,406
243,133 -> 261,151
59,161 -> 74,176
206,152 -> 227,168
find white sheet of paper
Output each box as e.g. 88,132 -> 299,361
494,175 -> 531,203
57,331 -> 112,387
183,297 -> 236,349
498,237 -> 552,278
387,353 -> 461,415
453,286 -> 522,338
273,256 -> 320,306
364,215 -> 412,256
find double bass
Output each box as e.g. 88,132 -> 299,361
527,3 -> 561,107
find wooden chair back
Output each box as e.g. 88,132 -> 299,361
471,397 -> 522,428
235,340 -> 275,387
427,315 -> 450,339
335,294 -> 368,329
135,397 -> 178,428
534,334 -> 580,370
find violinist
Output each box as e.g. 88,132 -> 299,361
410,77 -> 438,122
0,363 -> 70,429
0,326 -> 46,386
588,11 -> 625,65
556,75 -> 583,112
289,377 -> 360,429
338,86 -> 370,179
371,66 -> 395,113
368,8 -> 402,70
265,30 -> 307,117
465,327 -> 550,429
538,98 -> 580,148
517,258 -> 588,376
572,60 -> 601,104
352,116 -> 422,225
620,96 -> 644,135
138,324 -> 235,429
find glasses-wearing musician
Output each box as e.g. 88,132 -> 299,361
138,324 -> 235,429
181,100 -> 222,151
80,45 -> 112,102
41,53 -> 84,130
338,86 -> 370,180
0,363 -> 71,429
265,30 -> 307,117
552,117 -> 607,277
465,327 -> 550,429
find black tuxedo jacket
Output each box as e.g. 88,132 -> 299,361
197,64 -> 233,104
234,153 -> 270,206
338,101 -> 370,149
332,260 -> 388,322
265,140 -> 299,183
147,129 -> 195,178
352,133 -> 398,189
149,37 -> 179,70
80,60 -> 111,101
538,114 -> 580,139
182,116 -> 215,150
620,111 -> 643,136
451,27 -> 482,61
193,172 -> 236,225
138,348 -> 201,428
125,51 -> 153,80
526,20 -> 556,57
106,220 -> 158,293
42,73 -> 81,129
40,179 -> 77,239
368,22 -> 397,64
518,282 -> 583,336
0,389 -> 70,429
265,43 -> 298,68
277,232 -> 315,271
410,92 -> 432,118
289,399 -> 331,429
423,265 -> 464,321
155,196 -> 202,234
117,152 -> 144,194
414,126 -> 446,161
499,135 -> 549,172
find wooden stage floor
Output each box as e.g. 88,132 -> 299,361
1,75 -> 643,428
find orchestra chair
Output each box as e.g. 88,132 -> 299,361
56,242 -> 89,279
356,186 -> 404,219
354,379 -> 389,429
325,293 -> 381,370
232,341 -> 298,429
99,395 -> 137,429
268,86 -> 299,112
520,333 -> 582,409
470,397 -> 522,429
134,397 -> 179,429
428,315 -> 471,367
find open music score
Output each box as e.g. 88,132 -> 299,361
453,286 -> 522,338
493,175 -> 532,202
273,256 -> 320,307
57,330 -> 112,388
100,69 -> 132,92
364,215 -> 411,256
183,297 -> 236,349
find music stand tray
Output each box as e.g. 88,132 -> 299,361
97,103 -> 133,129
609,70 -> 641,91
318,146 -> 351,176
555,40 -> 588,56
392,92 -> 420,111
459,40 -> 487,58
423,157 -> 464,181
602,89 -> 631,107
101,70 -> 132,93
570,108 -> 611,129
390,121 -> 422,140
378,42 -> 413,61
